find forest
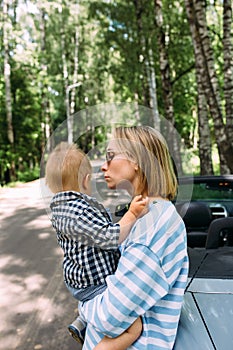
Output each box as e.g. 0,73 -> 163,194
0,0 -> 233,185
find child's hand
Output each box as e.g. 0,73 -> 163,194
117,195 -> 149,244
93,317 -> 143,350
129,195 -> 149,219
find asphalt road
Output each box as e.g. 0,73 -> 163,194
0,180 -> 81,350
0,161 -> 130,350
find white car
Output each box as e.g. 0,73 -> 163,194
174,175 -> 233,350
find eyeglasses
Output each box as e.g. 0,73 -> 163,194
105,150 -> 132,163
105,151 -> 121,162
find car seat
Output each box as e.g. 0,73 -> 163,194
205,217 -> 233,249
176,202 -> 213,248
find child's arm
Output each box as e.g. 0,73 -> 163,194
93,317 -> 142,350
118,195 -> 148,244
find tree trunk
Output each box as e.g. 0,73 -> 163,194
59,4 -> 70,142
153,0 -> 183,174
3,1 -> 13,145
185,0 -> 233,174
39,8 -> 51,154
196,69 -> 214,175
3,0 -> 15,181
184,0 -> 213,175
133,0 -> 151,110
145,46 -> 160,131
63,1 -> 80,144
70,28 -> 80,116
58,3 -> 79,144
223,0 -> 233,144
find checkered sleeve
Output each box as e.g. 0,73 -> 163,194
72,206 -> 120,250
51,192 -> 120,250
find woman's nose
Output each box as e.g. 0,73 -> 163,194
101,161 -> 108,172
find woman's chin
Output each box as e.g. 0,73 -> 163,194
107,183 -> 116,190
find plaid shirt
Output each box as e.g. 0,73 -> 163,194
50,191 -> 120,289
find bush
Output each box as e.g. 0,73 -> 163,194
17,166 -> 40,183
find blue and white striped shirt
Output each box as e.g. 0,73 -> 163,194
79,199 -> 189,349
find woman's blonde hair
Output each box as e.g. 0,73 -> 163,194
114,126 -> 178,200
45,142 -> 91,193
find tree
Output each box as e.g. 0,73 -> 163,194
184,0 -> 213,175
223,0 -> 233,142
153,0 -> 182,173
132,0 -> 160,128
185,0 -> 233,174
0,0 -> 232,184
3,0 -> 15,181
196,66 -> 214,175
39,5 -> 52,153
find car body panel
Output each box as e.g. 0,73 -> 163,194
177,250 -> 233,350
173,292 -> 215,350
188,278 -> 233,293
173,176 -> 233,350
194,293 -> 233,350
174,290 -> 233,350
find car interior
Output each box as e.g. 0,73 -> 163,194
114,176 -> 233,250
175,201 -> 213,248
175,176 -> 233,250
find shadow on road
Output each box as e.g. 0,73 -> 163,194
0,165 -> 131,350
0,184 -> 81,350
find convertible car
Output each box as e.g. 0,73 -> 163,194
111,175 -> 233,349
173,175 -> 233,350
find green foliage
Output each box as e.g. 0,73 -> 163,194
0,0 -> 231,184
17,165 -> 40,183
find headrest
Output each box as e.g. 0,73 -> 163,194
177,202 -> 212,229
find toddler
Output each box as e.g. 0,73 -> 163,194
45,142 -> 148,349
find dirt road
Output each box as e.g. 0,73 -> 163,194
0,180 -> 81,350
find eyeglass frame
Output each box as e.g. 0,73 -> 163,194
105,150 -> 133,163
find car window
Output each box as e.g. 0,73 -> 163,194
178,182 -> 233,201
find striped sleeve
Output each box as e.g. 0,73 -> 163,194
79,243 -> 170,337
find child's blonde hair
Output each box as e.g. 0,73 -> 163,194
45,142 -> 91,193
114,126 -> 178,200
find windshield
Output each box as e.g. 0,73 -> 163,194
178,181 -> 233,201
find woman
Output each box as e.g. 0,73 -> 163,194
79,125 -> 189,349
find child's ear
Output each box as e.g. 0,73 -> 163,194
83,173 -> 91,191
